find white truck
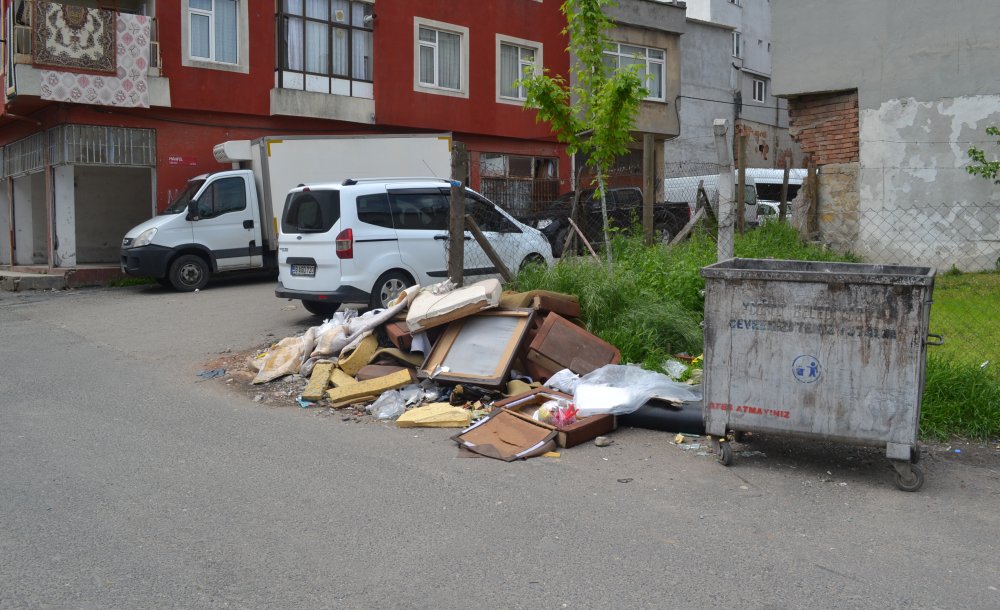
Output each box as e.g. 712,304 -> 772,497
119,134 -> 453,291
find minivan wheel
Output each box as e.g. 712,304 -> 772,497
168,254 -> 210,291
301,300 -> 341,317
519,253 -> 546,272
370,271 -> 412,310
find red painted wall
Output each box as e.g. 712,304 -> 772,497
373,0 -> 569,141
154,4 -> 275,114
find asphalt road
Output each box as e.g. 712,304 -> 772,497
2,278 -> 998,609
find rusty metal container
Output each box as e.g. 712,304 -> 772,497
701,258 -> 937,491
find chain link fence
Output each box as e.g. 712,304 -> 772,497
452,158 -> 997,374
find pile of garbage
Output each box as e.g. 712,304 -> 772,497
249,279 -> 703,460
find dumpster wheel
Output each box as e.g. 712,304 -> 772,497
892,462 -> 924,492
717,441 -> 734,466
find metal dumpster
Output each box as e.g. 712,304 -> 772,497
701,258 -> 938,491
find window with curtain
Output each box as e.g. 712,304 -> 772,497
603,42 -> 665,102
189,0 -> 238,64
418,26 -> 461,90
499,42 -> 537,100
279,0 -> 373,82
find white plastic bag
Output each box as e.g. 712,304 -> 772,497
366,390 -> 407,421
545,368 -> 581,394
573,364 -> 702,417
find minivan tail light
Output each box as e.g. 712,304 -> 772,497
336,228 -> 354,259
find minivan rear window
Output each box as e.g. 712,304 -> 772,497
282,190 -> 341,233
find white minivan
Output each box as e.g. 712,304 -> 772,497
275,178 -> 554,316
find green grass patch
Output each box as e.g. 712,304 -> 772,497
108,276 -> 156,287
929,271 -> 999,374
920,355 -> 1000,440
514,222 -> 999,441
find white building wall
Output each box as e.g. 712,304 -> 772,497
0,182 -> 10,265
53,165 -> 76,268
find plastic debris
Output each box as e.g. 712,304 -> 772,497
197,368 -> 226,379
296,396 -> 315,408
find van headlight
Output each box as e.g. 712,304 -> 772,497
132,227 -> 157,248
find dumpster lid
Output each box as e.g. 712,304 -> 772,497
701,258 -> 935,286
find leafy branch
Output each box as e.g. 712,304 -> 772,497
966,125 -> 999,185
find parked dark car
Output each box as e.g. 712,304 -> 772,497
523,187 -> 691,257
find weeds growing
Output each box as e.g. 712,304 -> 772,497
514,222 -> 999,441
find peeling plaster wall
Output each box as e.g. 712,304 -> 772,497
857,95 -> 1000,271
772,0 -> 1000,271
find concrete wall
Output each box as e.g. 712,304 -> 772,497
12,172 -> 47,265
857,96 -> 999,271
0,182 -> 10,265
74,166 -> 154,263
739,0 -> 771,77
773,0 -> 1000,271
772,0 -> 1000,107
670,18 -> 734,169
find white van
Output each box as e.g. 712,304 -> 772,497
275,178 -> 554,316
744,168 -> 806,219
664,172 -> 759,225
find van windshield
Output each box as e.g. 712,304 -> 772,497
163,180 -> 205,215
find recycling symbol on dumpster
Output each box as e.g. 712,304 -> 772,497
792,355 -> 821,383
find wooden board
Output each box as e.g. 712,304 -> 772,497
494,388 -> 617,448
525,313 -> 620,375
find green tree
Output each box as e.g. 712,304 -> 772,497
519,0 -> 648,266
966,125 -> 1000,185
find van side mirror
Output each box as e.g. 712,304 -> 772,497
186,200 -> 199,221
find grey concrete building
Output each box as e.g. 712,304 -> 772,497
772,0 -> 1000,271
668,0 -> 797,173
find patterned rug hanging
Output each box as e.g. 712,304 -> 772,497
32,1 -> 115,73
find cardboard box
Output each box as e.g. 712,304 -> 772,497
494,388 -> 616,448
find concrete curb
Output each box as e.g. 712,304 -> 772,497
0,273 -> 68,292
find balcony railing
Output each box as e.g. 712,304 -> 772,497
10,0 -> 161,74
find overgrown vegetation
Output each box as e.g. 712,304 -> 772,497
513,222 -> 999,440
920,355 -> 1000,440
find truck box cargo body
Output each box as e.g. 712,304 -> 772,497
119,134 -> 453,291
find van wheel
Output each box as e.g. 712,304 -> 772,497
168,254 -> 209,291
301,300 -> 341,317
370,271 -> 412,310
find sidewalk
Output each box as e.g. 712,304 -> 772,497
0,265 -> 122,291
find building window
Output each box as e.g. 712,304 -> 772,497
603,42 -> 665,102
729,0 -> 742,6
413,18 -> 469,98
753,78 -> 766,103
732,31 -> 742,58
497,35 -> 542,104
278,0 -> 374,95
182,0 -> 248,73
189,0 -> 238,63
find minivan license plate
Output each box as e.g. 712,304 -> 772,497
291,264 -> 316,277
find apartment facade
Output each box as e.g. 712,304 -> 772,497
670,0 -> 798,171
0,0 -> 570,268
